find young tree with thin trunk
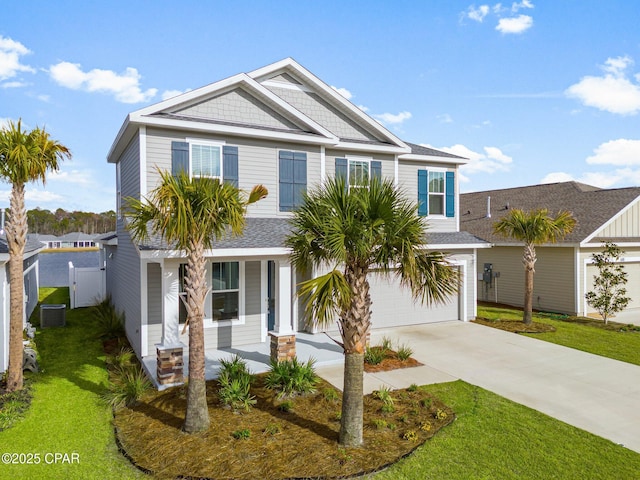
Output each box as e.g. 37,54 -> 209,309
493,208 -> 576,325
286,177 -> 459,447
127,170 -> 266,433
585,242 -> 630,324
0,120 -> 70,392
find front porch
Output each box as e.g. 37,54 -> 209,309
142,331 -> 345,390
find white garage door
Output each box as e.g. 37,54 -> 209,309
586,261 -> 640,314
368,269 -> 460,329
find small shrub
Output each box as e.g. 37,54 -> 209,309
398,414 -> 408,423
397,343 -> 414,361
407,384 -> 419,392
106,346 -> 136,371
265,357 -> 318,397
402,430 -> 418,442
218,372 -> 256,412
421,398 -> 432,409
263,423 -> 282,436
364,346 -> 386,365
232,428 -> 251,440
333,411 -> 342,421
435,408 -> 448,420
103,365 -> 152,409
373,386 -> 394,407
322,387 -> 339,402
92,296 -> 125,340
387,422 -> 397,431
420,421 -> 432,432
371,418 -> 387,429
219,354 -> 251,378
278,400 -> 294,413
381,403 -> 395,414
380,336 -> 393,352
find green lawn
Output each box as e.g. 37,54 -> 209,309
0,288 -> 143,479
478,305 -> 640,366
3,293 -> 640,479
375,381 -> 640,480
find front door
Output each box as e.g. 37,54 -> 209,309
267,260 -> 276,331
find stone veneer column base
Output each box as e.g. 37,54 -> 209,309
156,345 -> 184,385
269,333 -> 296,363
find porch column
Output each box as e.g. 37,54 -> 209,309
269,258 -> 296,362
156,262 -> 184,386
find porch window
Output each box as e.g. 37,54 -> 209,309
349,159 -> 369,188
212,262 -> 239,320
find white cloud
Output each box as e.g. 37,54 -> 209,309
48,169 -> 96,186
357,104 -> 369,112
565,56 -> 640,115
437,113 -> 453,123
1,80 -> 29,88
0,35 -> 35,82
161,88 -> 191,100
373,111 -> 412,125
424,144 -> 512,181
511,0 -> 534,12
49,61 -> 157,103
496,14 -> 533,34
331,85 -> 353,100
540,172 -> 575,184
467,5 -> 490,22
585,139 -> 640,166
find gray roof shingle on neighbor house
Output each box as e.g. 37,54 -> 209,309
460,181 -> 640,244
427,231 -> 489,246
405,142 -> 467,159
0,236 -> 43,255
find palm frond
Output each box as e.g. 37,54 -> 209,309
297,270 -> 352,330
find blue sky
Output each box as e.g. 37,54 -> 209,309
2,0 -> 640,213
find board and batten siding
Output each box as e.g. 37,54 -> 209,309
477,246 -> 576,314
145,128 -> 321,217
398,160 -> 457,232
580,246 -> 640,315
592,199 -> 640,238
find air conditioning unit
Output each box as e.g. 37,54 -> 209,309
40,304 -> 66,328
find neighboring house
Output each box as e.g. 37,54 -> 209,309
0,237 -> 43,373
57,232 -> 97,248
30,233 -> 61,249
461,181 -> 640,317
105,58 -> 489,386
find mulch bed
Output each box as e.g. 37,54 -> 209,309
114,375 -> 454,479
364,350 -> 423,373
473,317 -> 556,334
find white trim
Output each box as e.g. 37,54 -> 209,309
345,155 -> 372,189
574,247 -> 580,315
581,195 -> 640,245
334,141 -> 409,155
187,138 -> 225,180
320,145 -> 326,184
261,79 -> 314,93
455,167 -> 460,232
260,260 -> 268,342
394,154 -> 399,186
139,246 -> 291,260
426,243 -> 491,250
399,153 -> 468,165
116,162 -> 122,219
140,126 -> 147,196
452,259 -> 468,321
204,261 -> 245,329
140,260 -> 149,357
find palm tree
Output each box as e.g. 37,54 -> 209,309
286,177 -> 459,447
494,208 -> 576,325
127,170 -> 267,433
0,120 -> 70,393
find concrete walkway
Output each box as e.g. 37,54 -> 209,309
316,321 -> 640,454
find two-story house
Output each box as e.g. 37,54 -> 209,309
105,58 -> 488,386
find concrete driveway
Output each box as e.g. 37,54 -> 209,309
316,321 -> 640,454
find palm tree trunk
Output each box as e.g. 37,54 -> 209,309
339,264 -> 371,447
183,238 -> 210,433
522,243 -> 536,325
5,183 -> 27,392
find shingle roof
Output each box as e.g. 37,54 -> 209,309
135,217 -> 483,252
0,236 -> 43,255
405,142 -> 467,159
460,181 -> 640,244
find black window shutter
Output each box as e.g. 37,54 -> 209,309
223,146 -> 239,187
171,141 -> 189,177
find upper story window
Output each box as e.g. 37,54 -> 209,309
191,143 -> 222,179
418,169 -> 455,218
336,157 -> 381,189
279,150 -> 307,212
171,141 -> 239,187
